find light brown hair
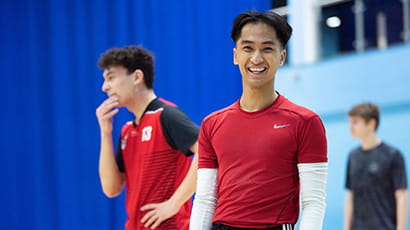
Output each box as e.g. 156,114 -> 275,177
348,103 -> 380,130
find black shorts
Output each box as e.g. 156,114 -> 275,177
212,223 -> 294,230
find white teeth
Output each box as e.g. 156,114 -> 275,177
249,67 -> 265,72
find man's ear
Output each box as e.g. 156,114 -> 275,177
233,47 -> 238,65
368,118 -> 377,131
279,49 -> 287,66
132,69 -> 144,84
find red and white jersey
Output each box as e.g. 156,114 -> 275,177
116,98 -> 199,230
198,93 -> 327,228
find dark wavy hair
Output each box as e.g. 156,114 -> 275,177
98,45 -> 154,89
231,11 -> 293,49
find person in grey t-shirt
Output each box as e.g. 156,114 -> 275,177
344,103 -> 408,230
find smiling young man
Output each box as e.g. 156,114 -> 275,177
96,46 -> 199,230
344,103 -> 408,230
190,11 -> 328,230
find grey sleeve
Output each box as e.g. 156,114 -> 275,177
392,151 -> 407,190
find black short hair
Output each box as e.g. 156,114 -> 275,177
231,11 -> 292,49
98,45 -> 154,89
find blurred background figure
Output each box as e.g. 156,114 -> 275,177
344,103 -> 408,230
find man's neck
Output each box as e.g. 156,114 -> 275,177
240,86 -> 277,112
360,133 -> 381,150
128,90 -> 157,124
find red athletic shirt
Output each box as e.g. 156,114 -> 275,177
116,98 -> 199,230
198,94 -> 327,228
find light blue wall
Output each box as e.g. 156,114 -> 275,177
277,44 -> 410,229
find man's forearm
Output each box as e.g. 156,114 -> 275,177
396,189 -> 408,230
99,133 -> 124,197
190,168 -> 218,230
298,163 -> 328,230
168,153 -> 198,207
344,191 -> 353,230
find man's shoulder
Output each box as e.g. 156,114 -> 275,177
379,142 -> 403,157
380,142 -> 398,150
202,102 -> 237,124
277,95 -> 320,121
120,121 -> 135,134
148,98 -> 176,111
348,143 -> 402,158
348,146 -> 363,156
150,98 -> 185,119
122,121 -> 134,128
157,98 -> 177,107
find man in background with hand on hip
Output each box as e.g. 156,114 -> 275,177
96,45 -> 199,230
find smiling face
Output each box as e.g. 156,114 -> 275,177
233,22 -> 286,89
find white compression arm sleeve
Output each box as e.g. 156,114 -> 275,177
190,168 -> 218,230
297,162 -> 328,230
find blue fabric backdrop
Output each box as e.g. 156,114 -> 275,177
0,0 -> 271,229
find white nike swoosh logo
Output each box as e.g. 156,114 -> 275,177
273,124 -> 290,129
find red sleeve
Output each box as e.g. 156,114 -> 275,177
297,115 -> 328,163
198,119 -> 219,169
